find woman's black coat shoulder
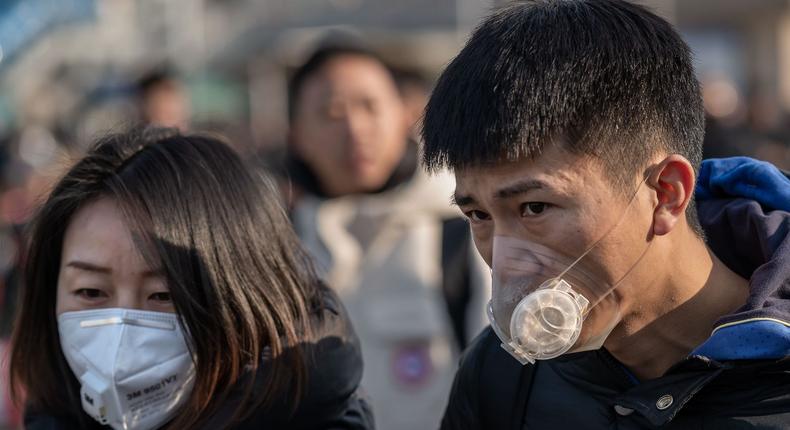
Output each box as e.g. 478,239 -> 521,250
201,284 -> 374,429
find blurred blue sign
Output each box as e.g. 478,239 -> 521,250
0,0 -> 95,68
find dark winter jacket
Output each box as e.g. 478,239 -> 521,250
25,286 -> 374,430
440,157 -> 790,430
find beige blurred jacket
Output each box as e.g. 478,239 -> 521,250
292,168 -> 489,430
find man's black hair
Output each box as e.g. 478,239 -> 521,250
287,42 -> 394,123
422,0 -> 705,234
137,68 -> 179,97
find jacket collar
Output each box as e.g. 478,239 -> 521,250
692,157 -> 790,361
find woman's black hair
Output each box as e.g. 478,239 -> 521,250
9,127 -> 320,428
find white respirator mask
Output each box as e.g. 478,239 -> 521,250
58,308 -> 195,430
487,176 -> 652,365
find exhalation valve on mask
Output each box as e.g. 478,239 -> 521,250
508,278 -> 589,362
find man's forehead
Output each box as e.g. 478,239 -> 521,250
308,56 -> 393,88
453,150 -> 595,194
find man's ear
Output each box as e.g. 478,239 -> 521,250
648,155 -> 696,236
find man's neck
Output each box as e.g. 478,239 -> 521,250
604,228 -> 750,380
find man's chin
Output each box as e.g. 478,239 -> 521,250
329,175 -> 389,195
349,171 -> 390,191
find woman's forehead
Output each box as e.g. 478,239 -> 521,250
60,198 -> 151,274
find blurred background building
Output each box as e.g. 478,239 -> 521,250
0,0 -> 786,167
1,1 -> 789,429
1,0 -> 788,168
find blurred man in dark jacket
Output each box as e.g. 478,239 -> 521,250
420,1 -> 790,429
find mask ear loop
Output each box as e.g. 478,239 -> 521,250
552,169 -> 654,311
585,239 -> 653,311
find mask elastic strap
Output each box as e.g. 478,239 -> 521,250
554,171 -> 652,284
586,239 -> 653,311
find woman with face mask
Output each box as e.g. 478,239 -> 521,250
6,128 -> 373,430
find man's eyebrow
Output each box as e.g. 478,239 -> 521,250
451,179 -> 550,206
451,192 -> 475,207
65,261 -> 111,274
494,179 -> 548,200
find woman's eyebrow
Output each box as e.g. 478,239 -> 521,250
65,261 -> 164,278
65,260 -> 111,274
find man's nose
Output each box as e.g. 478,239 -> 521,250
492,217 -> 525,239
342,110 -> 371,141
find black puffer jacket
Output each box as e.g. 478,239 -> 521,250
25,287 -> 374,430
440,158 -> 790,430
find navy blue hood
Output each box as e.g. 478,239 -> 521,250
692,157 -> 790,361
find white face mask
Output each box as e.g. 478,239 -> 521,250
58,308 -> 195,430
488,177 -> 651,365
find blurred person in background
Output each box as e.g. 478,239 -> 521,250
0,143 -> 16,337
700,75 -> 790,171
393,68 -> 432,143
0,128 -> 64,430
0,144 -> 22,430
137,71 -> 191,131
282,42 -> 489,430
7,128 -> 372,430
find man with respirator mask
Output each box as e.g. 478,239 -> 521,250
421,1 -> 790,429
488,177 -> 652,366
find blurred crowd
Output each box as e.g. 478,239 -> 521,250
0,26 -> 484,430
1,1 -> 789,429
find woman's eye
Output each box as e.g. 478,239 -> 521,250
520,202 -> 548,217
149,292 -> 172,303
75,288 -> 107,300
464,210 -> 491,223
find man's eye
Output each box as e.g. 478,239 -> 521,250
464,210 -> 491,223
520,202 -> 548,217
149,292 -> 172,303
362,99 -> 379,114
75,288 -> 107,300
325,103 -> 345,119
